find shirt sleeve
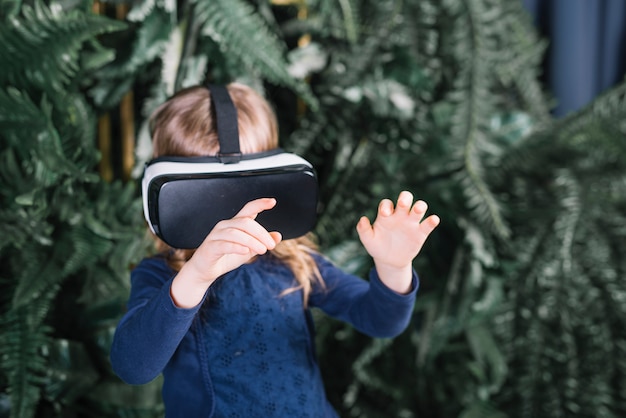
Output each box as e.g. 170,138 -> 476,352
110,257 -> 206,385
308,254 -> 419,338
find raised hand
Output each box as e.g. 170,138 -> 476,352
356,191 -> 439,294
171,198 -> 282,308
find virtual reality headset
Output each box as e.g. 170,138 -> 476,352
141,84 -> 319,249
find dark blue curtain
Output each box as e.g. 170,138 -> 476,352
522,0 -> 626,116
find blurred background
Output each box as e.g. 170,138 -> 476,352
1,0 -> 625,417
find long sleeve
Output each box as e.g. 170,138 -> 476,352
110,257 -> 206,385
310,255 -> 419,338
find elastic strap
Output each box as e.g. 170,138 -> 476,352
207,84 -> 242,163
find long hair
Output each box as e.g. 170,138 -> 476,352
148,83 -> 323,305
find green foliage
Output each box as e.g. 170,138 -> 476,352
0,0 -> 125,97
2,0 -> 626,417
491,83 -> 626,418
284,1 -> 626,417
0,1 -> 156,417
193,0 -> 316,106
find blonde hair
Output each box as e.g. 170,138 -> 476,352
149,83 -> 323,305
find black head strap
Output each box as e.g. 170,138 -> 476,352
208,84 -> 242,163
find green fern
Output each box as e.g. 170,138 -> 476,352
0,1 -> 125,96
2,0 -> 626,417
440,0 -> 512,239
0,2 -> 147,416
337,0 -> 360,44
492,78 -> 626,418
87,6 -> 172,109
493,1 -> 551,124
193,0 -> 316,107
0,304 -> 52,418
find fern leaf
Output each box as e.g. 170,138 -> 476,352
0,1 -> 125,95
460,401 -> 508,418
11,250 -> 59,309
194,0 -> 317,107
337,0 -> 360,43
502,79 -> 626,178
0,87 -> 47,132
87,6 -> 174,108
494,0 -> 552,124
493,78 -> 626,416
442,0 -> 510,238
0,308 -> 51,418
61,226 -> 114,278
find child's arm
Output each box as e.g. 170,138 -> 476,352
170,198 -> 283,308
356,191 -> 440,294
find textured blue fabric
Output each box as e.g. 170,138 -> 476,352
111,253 -> 419,418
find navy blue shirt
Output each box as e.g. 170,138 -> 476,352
111,253 -> 419,417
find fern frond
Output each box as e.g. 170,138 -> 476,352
460,401 -> 508,418
493,87 -> 626,416
442,0 -> 510,238
87,7 -> 173,108
51,92 -> 99,169
101,7 -> 173,79
194,0 -> 316,107
342,338 -> 394,410
0,0 -> 21,19
281,0 -> 363,45
61,226 -> 114,278
492,0 -> 552,124
0,308 -> 51,418
0,1 -> 125,95
337,0 -> 360,43
11,249 -> 62,310
42,338 -> 100,406
0,146 -> 57,252
0,93 -> 87,189
502,79 -> 626,178
126,0 -> 158,22
0,87 -> 47,133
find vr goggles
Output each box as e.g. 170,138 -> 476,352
142,84 -> 318,249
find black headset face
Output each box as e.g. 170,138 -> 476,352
142,85 -> 319,249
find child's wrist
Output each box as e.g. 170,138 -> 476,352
183,258 -> 219,286
170,262 -> 215,308
373,261 -> 413,294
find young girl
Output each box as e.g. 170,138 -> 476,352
110,83 -> 440,418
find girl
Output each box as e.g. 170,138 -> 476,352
110,83 -> 440,418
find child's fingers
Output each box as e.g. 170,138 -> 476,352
210,240 -> 257,256
420,214 -> 441,236
378,199 -> 394,217
356,216 -> 374,241
411,200 -> 429,220
410,199 -> 440,235
211,227 -> 273,255
395,191 -> 414,214
356,215 -> 372,231
235,197 -> 277,220
211,217 -> 278,253
211,197 -> 280,253
269,231 -> 283,245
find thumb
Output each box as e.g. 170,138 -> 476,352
356,216 -> 374,244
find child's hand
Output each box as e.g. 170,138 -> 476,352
171,198 -> 282,308
356,191 -> 439,294
190,198 -> 282,281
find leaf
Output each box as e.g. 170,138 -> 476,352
194,0 -> 317,108
0,1 -> 125,95
0,308 -> 51,418
466,325 -> 508,393
42,338 -> 100,405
